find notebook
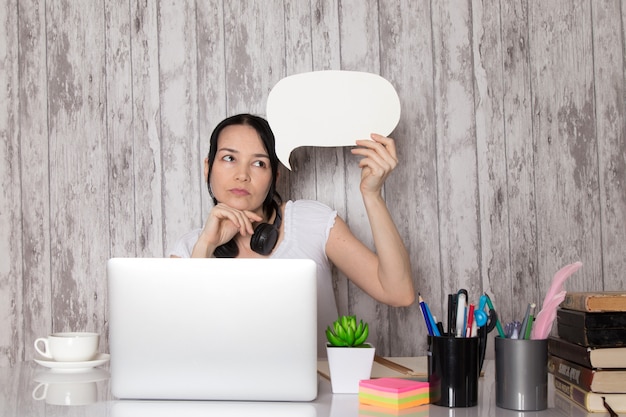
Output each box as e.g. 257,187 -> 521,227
107,257 -> 318,401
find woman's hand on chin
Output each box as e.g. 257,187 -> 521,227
191,203 -> 263,257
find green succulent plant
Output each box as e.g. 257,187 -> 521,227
326,315 -> 369,347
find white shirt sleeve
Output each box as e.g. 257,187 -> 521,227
166,229 -> 202,258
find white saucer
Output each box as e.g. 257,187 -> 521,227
34,353 -> 110,372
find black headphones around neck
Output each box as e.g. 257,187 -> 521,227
213,203 -> 282,258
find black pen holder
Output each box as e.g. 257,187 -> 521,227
427,335 -> 479,407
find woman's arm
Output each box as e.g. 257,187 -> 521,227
325,134 -> 415,307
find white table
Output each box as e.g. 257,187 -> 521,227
0,359 -> 608,416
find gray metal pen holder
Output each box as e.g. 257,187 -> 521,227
495,337 -> 548,411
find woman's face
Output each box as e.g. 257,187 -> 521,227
207,124 -> 273,216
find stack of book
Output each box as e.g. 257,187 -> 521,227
548,291 -> 626,414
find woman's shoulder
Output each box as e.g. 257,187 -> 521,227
276,200 -> 336,255
285,200 -> 336,215
287,199 -> 334,213
285,199 -> 337,228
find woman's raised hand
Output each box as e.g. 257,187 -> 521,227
350,133 -> 398,195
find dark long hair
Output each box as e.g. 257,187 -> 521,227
207,114 -> 282,257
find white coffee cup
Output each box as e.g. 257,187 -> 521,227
34,332 -> 99,362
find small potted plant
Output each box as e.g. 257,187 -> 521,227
325,315 -> 375,393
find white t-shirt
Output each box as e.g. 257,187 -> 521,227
167,199 -> 339,356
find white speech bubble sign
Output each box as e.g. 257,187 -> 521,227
266,70 -> 401,170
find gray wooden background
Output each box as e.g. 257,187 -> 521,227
1,0 -> 625,366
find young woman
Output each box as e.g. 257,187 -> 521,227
169,114 -> 414,354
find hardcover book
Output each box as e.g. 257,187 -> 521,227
557,308 -> 626,329
557,322 -> 626,347
548,354 -> 626,393
561,291 -> 626,312
548,336 -> 626,369
554,376 -> 626,413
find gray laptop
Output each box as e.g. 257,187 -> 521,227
107,257 -> 318,401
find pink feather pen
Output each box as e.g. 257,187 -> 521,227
531,261 -> 583,340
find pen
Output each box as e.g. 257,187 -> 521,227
447,293 -> 455,336
455,291 -> 467,337
424,301 -> 441,337
519,303 -> 531,340
471,319 -> 477,337
436,320 -> 445,336
524,303 -> 536,340
418,294 -> 434,335
466,303 -> 475,337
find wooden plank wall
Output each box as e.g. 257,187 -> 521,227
1,0 -> 625,366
